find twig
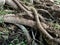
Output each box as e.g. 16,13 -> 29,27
15,24 -> 32,43
19,4 -> 46,22
5,0 -> 18,9
31,7 -> 60,44
37,9 -> 55,20
12,0 -> 34,18
31,7 -> 53,39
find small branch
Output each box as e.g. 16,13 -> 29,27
18,4 -> 46,22
5,0 -> 18,10
15,24 -> 32,43
12,0 -> 34,18
31,7 -> 60,44
31,7 -> 53,39
0,14 -> 49,29
37,9 -> 54,20
3,14 -> 35,27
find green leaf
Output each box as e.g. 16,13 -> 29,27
0,16 -> 4,23
16,43 -> 21,45
54,0 -> 60,4
9,44 -> 13,45
2,35 -> 8,40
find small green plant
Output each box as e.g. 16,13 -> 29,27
53,23 -> 60,30
54,0 -> 60,5
0,10 -> 14,15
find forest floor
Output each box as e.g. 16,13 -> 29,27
0,0 -> 60,45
